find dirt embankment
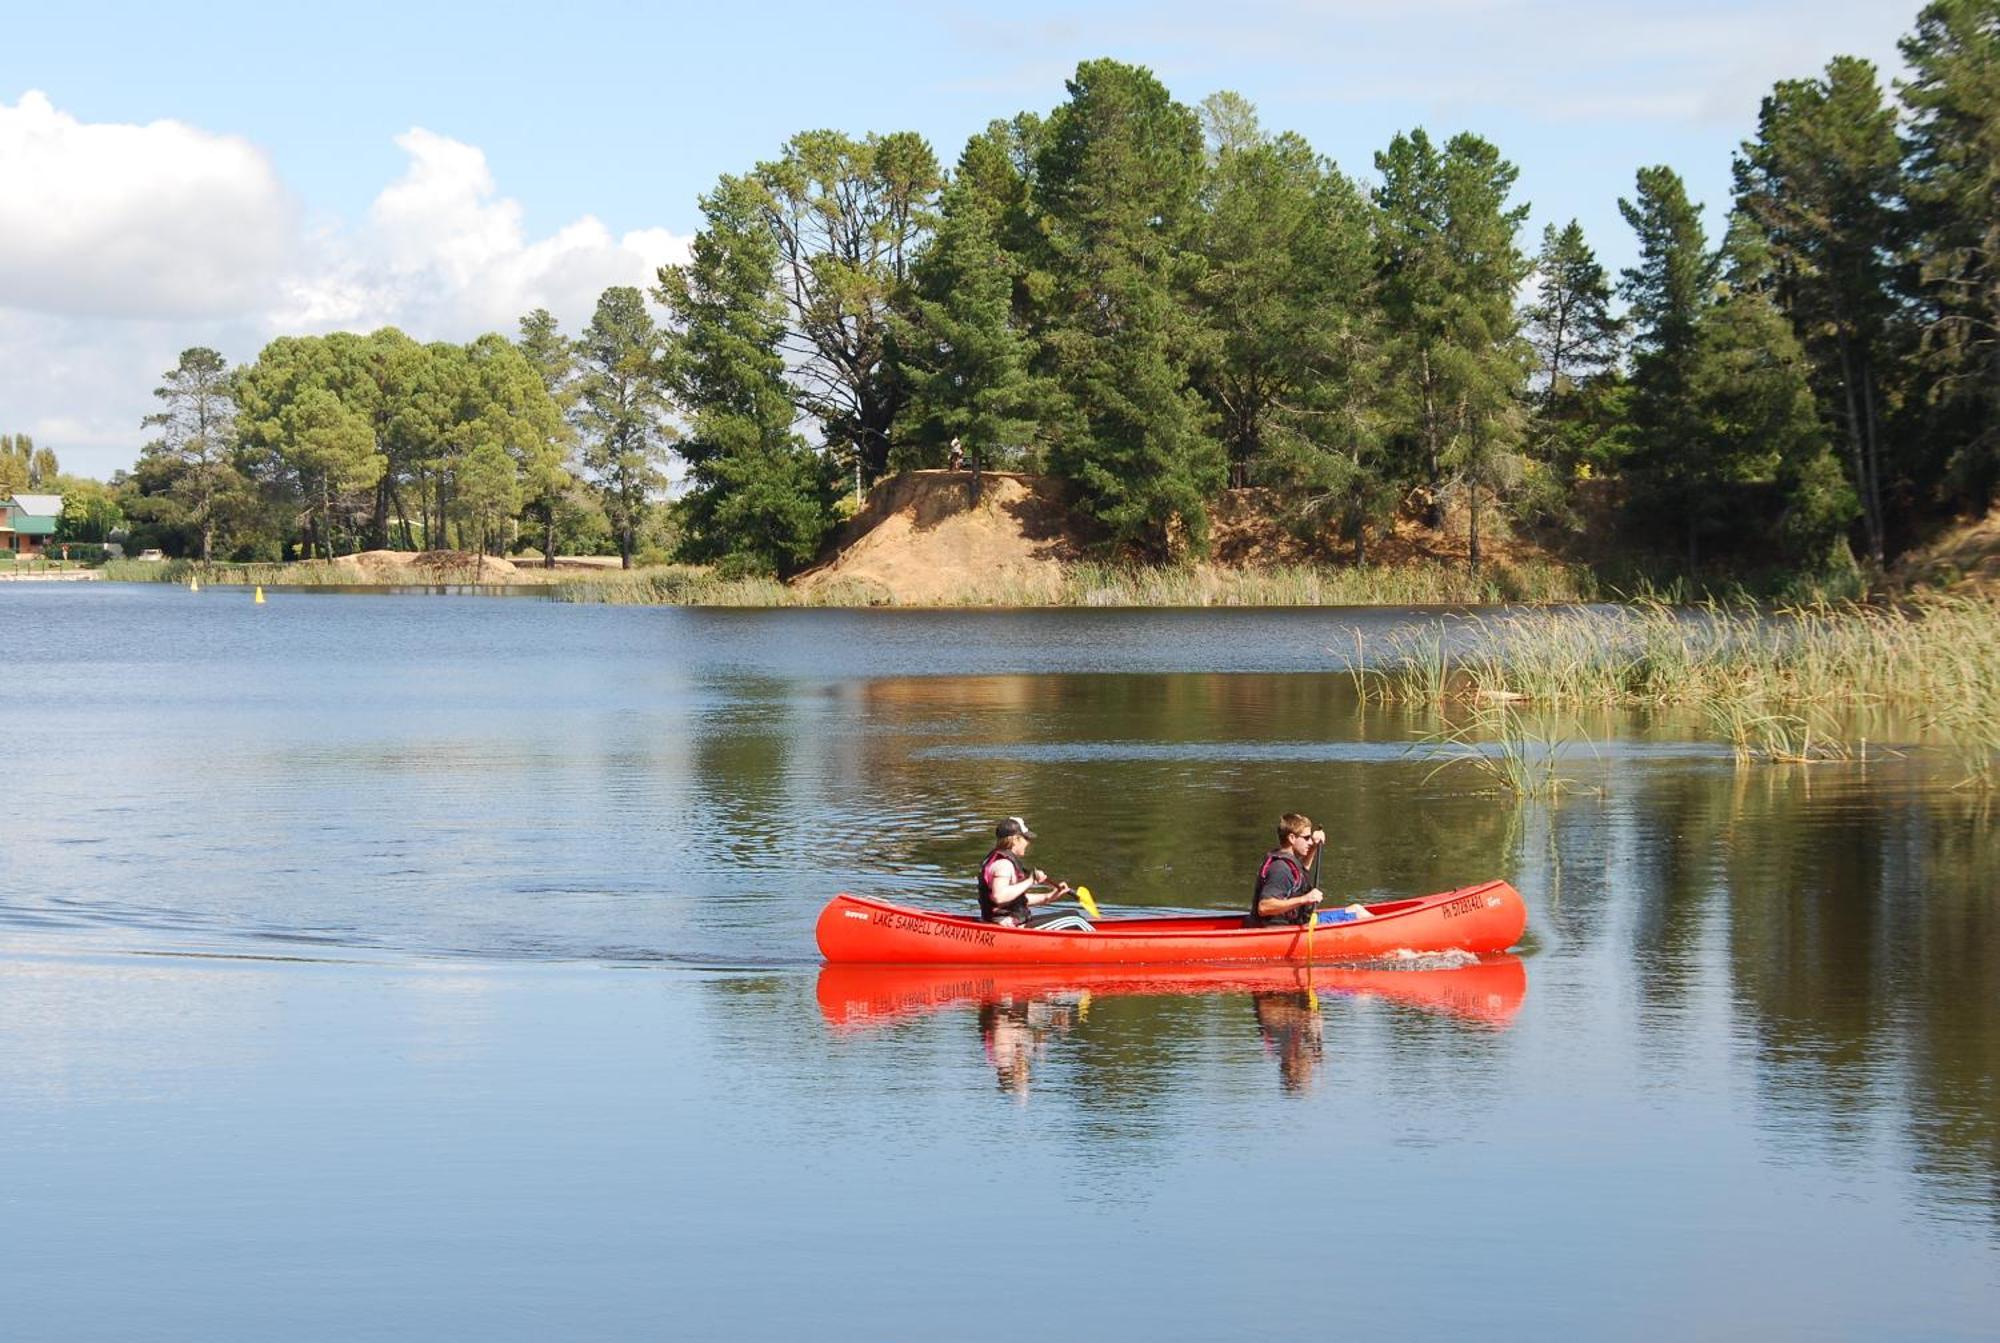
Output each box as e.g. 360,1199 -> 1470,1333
336,550 -> 523,582
794,470 -> 1566,603
331,551 -> 623,583
793,471 -> 1087,603
1884,504 -> 2000,596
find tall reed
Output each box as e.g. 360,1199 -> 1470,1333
1418,703 -> 1581,797
1367,595 -> 2000,768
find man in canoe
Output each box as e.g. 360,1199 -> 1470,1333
979,816 -> 1091,930
1248,813 -> 1373,927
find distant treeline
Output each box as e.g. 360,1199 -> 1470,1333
101,0 -> 1998,577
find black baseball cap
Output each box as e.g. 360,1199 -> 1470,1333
995,816 -> 1036,841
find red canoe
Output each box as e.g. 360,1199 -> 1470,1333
816,955 -> 1528,1032
814,880 -> 1527,966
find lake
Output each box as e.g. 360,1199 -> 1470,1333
3,583 -> 1995,1340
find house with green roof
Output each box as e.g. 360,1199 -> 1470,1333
1,495 -> 63,558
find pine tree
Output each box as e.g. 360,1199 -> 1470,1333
1688,250 -> 1857,570
1619,165 -> 1721,566
515,308 -> 582,566
1373,129 -> 1533,569
138,347 -> 243,562
1735,56 -> 1905,566
574,287 -> 671,569
658,176 -> 836,576
1035,59 -> 1224,557
898,175 -> 1053,471
1524,221 -> 1622,409
751,130 -> 942,485
1899,0 -> 2000,509
1520,222 -> 1625,522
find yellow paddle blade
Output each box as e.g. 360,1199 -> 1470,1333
1077,990 -> 1092,1021
1076,885 -> 1101,920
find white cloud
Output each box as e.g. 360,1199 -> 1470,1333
275,127 -> 691,337
0,98 -> 693,478
0,91 -> 295,320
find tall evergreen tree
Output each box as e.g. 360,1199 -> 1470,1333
1689,245 -> 1858,570
1035,59 -> 1224,557
1899,0 -> 2000,508
1520,222 -> 1625,517
1190,98 -> 1387,553
1524,221 -> 1622,408
658,177 -> 837,575
1735,56 -> 1905,566
138,347 -> 243,562
1619,165 -> 1721,565
515,308 -> 583,566
898,174 -> 1053,470
1373,129 -> 1533,569
574,287 -> 671,569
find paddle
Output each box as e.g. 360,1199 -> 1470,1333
1074,884 -> 1101,920
1303,833 -> 1324,1007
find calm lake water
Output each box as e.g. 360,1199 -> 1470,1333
3,584 -> 1995,1340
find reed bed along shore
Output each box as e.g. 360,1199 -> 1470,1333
1357,595 -> 2000,779
548,558 -> 1599,607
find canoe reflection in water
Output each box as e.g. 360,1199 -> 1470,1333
818,956 -> 1527,1097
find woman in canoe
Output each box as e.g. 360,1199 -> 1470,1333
979,816 -> 1092,931
1248,813 -> 1373,928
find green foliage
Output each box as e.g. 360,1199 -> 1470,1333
897,172 -> 1053,471
232,337 -> 387,559
1899,0 -> 2000,509
1687,275 -> 1857,569
1373,128 -> 1534,569
138,347 -> 250,561
574,287 -> 672,568
1735,55 -> 1905,567
1525,221 -> 1623,403
1035,59 -> 1224,557
1193,101 -> 1387,559
55,474 -> 123,542
1522,222 -> 1625,518
659,175 -> 837,575
1618,165 -> 1723,564
740,129 -> 943,484
0,433 -> 57,493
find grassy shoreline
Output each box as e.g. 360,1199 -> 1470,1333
97,552 -> 1888,609
103,555 -> 1604,605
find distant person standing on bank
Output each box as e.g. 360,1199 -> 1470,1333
948,437 -> 965,471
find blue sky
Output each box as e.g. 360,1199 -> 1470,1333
3,0 -> 1914,478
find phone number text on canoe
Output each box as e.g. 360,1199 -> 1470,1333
873,911 -> 999,946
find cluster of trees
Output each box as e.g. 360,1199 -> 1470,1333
109,1 -> 1998,577
1,433 -> 60,493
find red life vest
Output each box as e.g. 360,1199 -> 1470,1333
1248,850 -> 1309,926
